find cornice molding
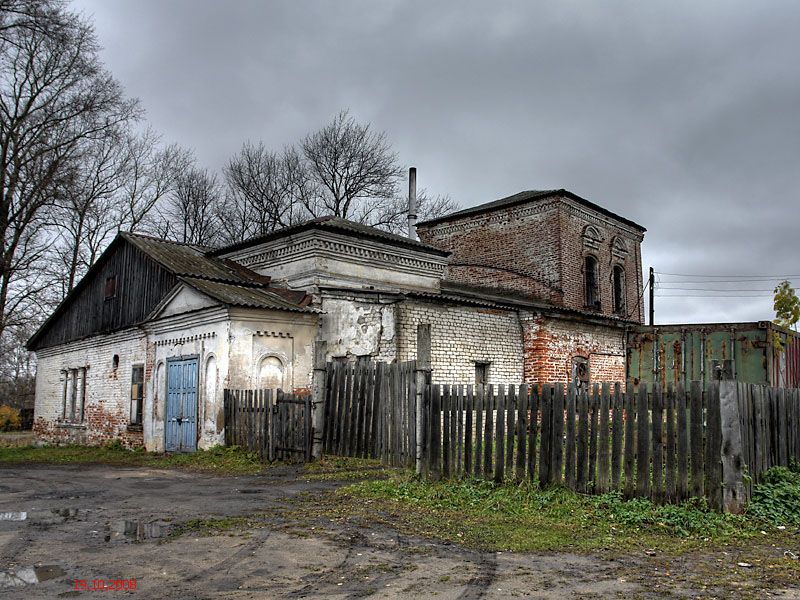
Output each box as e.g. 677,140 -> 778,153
233,231 -> 447,277
154,332 -> 217,347
424,198 -> 560,236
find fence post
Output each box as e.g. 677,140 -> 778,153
311,340 -> 328,460
415,324 -> 432,476
719,363 -> 747,513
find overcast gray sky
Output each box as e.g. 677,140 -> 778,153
72,0 -> 800,326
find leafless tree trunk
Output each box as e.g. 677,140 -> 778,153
0,0 -> 139,337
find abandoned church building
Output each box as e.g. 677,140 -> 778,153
27,185 -> 646,451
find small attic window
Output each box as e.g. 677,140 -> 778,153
104,276 -> 117,300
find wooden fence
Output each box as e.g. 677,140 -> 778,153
322,359 -> 417,467
223,389 -> 312,461
420,381 -> 764,510
738,383 -> 800,490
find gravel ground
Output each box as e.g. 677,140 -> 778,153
1,464 -> 798,599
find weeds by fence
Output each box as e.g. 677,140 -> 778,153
420,382 -> 725,507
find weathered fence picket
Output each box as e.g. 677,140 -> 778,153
223,388 -> 311,462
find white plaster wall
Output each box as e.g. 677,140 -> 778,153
221,230 -> 446,293
226,308 -> 318,392
148,311 -> 230,451
319,297 -> 397,363
33,330 -> 148,447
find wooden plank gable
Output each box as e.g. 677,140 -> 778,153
28,238 -> 178,350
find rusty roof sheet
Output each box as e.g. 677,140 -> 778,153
179,277 -> 315,312
416,189 -> 646,232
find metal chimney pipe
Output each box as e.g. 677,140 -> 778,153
407,167 -> 417,240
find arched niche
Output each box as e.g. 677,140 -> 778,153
258,355 -> 285,390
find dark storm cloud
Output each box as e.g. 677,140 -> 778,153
74,0 -> 800,324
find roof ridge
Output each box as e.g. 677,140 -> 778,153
122,231 -> 213,252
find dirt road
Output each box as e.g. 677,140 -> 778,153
0,464 -> 797,599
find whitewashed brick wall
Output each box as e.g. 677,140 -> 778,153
397,301 -> 524,385
33,330 -> 148,448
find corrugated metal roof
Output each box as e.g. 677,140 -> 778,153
416,189 -> 647,232
179,277 -> 315,312
212,216 -> 450,257
123,232 -> 312,311
122,232 -> 257,283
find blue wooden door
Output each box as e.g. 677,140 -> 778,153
165,358 -> 198,452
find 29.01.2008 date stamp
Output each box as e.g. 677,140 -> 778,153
73,579 -> 137,591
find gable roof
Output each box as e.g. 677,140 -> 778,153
416,189 -> 646,232
211,216 -> 450,257
176,277 -> 313,313
27,233 -> 311,350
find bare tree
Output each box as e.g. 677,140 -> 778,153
217,111 -> 459,242
221,142 -> 299,244
0,0 -> 139,337
157,166 -> 223,247
49,131 -> 128,296
357,188 -> 460,235
299,110 -> 403,220
119,129 -> 192,235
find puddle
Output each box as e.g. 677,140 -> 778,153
237,488 -> 264,494
0,565 -> 66,589
107,519 -> 172,542
0,511 -> 27,521
0,508 -> 81,525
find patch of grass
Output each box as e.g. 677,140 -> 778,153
301,455 -> 395,481
325,473 -> 774,554
748,464 -> 800,525
0,443 -> 267,475
169,515 -> 255,538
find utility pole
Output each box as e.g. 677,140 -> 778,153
648,266 -> 655,326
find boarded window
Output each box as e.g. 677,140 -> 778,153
585,256 -> 600,308
130,365 -> 144,425
475,362 -> 490,386
572,356 -> 590,389
104,276 -> 117,300
613,265 -> 626,314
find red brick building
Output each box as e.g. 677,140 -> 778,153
417,188 -> 646,385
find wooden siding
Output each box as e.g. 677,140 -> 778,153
31,240 -> 178,350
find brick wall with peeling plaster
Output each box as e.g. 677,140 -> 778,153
520,312 -> 626,384
33,331 -> 147,449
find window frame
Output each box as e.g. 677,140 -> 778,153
612,264 -> 626,315
584,254 -> 600,309
104,275 -> 117,301
61,367 -> 87,424
130,364 -> 144,426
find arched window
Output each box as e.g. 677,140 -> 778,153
258,356 -> 285,390
584,255 -> 600,308
613,265 -> 626,314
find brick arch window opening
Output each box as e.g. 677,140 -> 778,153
584,255 -> 600,309
612,265 -> 626,314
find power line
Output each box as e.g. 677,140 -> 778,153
654,294 -> 773,298
655,271 -> 800,279
655,287 -> 778,292
658,278 -> 800,284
